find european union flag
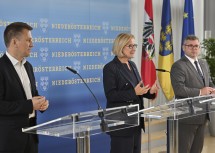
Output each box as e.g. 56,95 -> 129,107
158,0 -> 174,101
181,0 -> 195,57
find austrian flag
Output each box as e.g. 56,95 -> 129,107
141,0 -> 156,87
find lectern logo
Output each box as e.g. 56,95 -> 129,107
40,76 -> 49,91
102,47 -> 109,61
102,22 -> 109,34
73,34 -> 81,48
39,47 -> 48,62
39,18 -> 48,33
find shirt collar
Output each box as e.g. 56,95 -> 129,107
185,54 -> 198,64
6,51 -> 27,66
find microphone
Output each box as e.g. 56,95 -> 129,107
66,66 -> 109,132
156,68 -> 170,73
66,66 -> 77,74
66,66 -> 102,110
156,68 -> 191,104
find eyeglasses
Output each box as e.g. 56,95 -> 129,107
184,44 -> 201,49
125,44 -> 138,49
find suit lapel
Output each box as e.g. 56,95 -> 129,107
199,60 -> 209,86
129,61 -> 141,82
114,57 -> 137,88
24,63 -> 34,94
183,56 -> 205,86
3,54 -> 27,98
114,57 -> 141,87
3,55 -> 24,88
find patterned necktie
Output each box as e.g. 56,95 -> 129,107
194,61 -> 205,84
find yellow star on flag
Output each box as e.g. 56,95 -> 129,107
183,12 -> 188,19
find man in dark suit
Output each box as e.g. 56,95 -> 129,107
170,35 -> 215,153
103,33 -> 159,153
0,22 -> 49,153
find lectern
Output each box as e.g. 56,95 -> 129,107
139,95 -> 215,153
22,104 -> 139,153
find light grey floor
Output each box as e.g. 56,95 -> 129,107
202,133 -> 215,153
142,133 -> 215,153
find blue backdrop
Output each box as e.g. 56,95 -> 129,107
0,0 -> 130,152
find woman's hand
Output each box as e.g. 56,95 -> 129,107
135,81 -> 150,95
150,81 -> 159,94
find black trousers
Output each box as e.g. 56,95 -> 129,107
109,127 -> 142,153
24,134 -> 38,153
24,117 -> 38,153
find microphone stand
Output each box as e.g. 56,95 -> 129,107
66,67 -> 108,132
76,72 -> 102,110
156,68 -> 175,153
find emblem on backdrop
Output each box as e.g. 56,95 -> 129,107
40,76 -> 49,91
73,61 -> 81,73
39,47 -> 48,62
39,18 -> 48,33
102,22 -> 109,34
73,34 -> 81,48
102,47 -> 109,61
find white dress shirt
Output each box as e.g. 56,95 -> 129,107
6,51 -> 35,118
185,55 -> 203,75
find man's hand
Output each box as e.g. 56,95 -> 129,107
200,87 -> 214,95
32,96 -> 49,111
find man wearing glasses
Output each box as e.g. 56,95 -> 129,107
170,35 -> 215,153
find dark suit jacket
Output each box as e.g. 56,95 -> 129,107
103,56 -> 155,136
0,54 -> 39,152
170,56 -> 214,124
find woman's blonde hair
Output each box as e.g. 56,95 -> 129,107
112,33 -> 135,57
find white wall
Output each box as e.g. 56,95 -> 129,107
205,0 -> 215,37
130,0 -> 204,105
